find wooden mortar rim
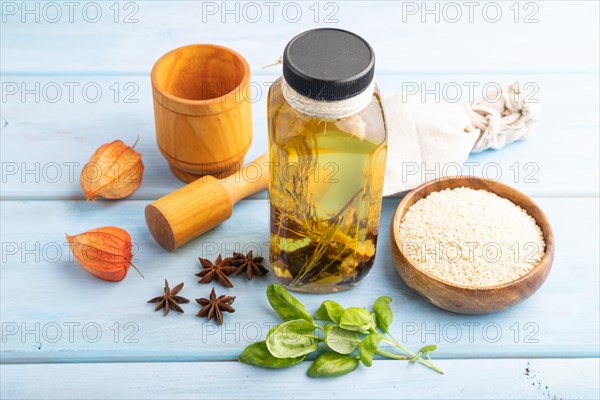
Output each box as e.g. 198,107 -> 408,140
151,44 -> 251,116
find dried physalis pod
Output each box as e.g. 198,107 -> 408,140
66,226 -> 142,282
80,138 -> 144,200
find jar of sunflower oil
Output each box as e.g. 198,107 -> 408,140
268,28 -> 388,293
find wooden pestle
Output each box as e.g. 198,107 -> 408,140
145,153 -> 269,251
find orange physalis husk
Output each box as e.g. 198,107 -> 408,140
80,138 -> 144,200
66,226 -> 142,282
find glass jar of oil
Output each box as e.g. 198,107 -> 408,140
268,29 -> 387,293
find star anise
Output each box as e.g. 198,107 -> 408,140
196,288 -> 236,325
147,279 -> 190,316
231,251 -> 268,280
196,255 -> 237,288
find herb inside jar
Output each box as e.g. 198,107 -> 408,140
269,89 -> 387,293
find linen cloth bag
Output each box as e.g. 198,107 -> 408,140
382,83 -> 541,196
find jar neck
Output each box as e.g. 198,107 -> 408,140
281,78 -> 375,120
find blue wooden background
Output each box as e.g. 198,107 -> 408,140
1,1 -> 599,398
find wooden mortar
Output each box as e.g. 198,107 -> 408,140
151,44 -> 252,182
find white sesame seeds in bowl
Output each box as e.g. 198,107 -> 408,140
390,176 -> 554,314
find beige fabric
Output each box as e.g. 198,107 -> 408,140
383,84 -> 541,196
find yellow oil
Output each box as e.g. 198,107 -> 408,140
268,80 -> 387,293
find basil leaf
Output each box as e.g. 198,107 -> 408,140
324,325 -> 360,354
373,296 -> 393,333
419,344 -> 437,354
339,307 -> 374,332
314,300 -> 344,324
239,341 -> 306,368
266,319 -> 318,358
266,284 -> 313,322
358,333 -> 383,367
370,313 -> 377,332
409,344 -> 438,363
307,352 -> 359,378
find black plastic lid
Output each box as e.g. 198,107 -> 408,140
282,28 -> 375,101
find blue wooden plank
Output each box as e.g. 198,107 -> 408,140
1,1 -> 598,74
1,198 -> 598,363
1,358 -> 599,399
1,73 -> 598,200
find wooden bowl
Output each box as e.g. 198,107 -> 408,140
390,176 -> 554,314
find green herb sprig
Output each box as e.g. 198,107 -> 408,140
238,284 -> 443,377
